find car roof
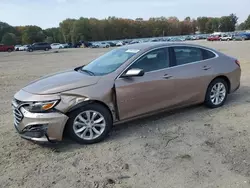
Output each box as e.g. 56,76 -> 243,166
120,42 -> 214,51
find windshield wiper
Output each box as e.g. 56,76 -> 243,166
79,69 -> 95,76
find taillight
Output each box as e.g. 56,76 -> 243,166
235,59 -> 240,67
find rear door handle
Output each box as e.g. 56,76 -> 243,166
163,74 -> 173,79
203,66 -> 211,70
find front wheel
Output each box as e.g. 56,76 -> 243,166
66,104 -> 113,144
204,78 -> 228,108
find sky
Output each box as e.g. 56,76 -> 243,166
0,0 -> 249,29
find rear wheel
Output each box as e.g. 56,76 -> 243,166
28,48 -> 33,52
205,78 -> 228,108
45,47 -> 49,51
66,103 -> 112,144
7,48 -> 12,52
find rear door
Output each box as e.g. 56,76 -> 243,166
115,47 -> 177,120
165,46 -> 216,107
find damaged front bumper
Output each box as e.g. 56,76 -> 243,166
12,102 -> 68,142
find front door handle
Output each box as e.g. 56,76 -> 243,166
163,74 -> 173,79
203,66 -> 211,70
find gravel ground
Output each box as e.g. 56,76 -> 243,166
1,41 -> 250,188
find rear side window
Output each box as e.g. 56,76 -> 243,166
173,46 -> 203,66
202,49 -> 216,60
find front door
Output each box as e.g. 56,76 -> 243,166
115,48 -> 177,120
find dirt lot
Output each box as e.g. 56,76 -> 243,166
1,41 -> 250,188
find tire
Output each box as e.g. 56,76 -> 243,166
66,103 -> 113,144
28,48 -> 33,52
45,47 -> 49,51
7,48 -> 12,52
204,78 -> 229,108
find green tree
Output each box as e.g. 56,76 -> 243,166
1,33 -> 17,45
197,17 -> 209,33
244,15 -> 250,29
59,19 -> 76,43
21,26 -> 45,44
45,36 -> 53,43
0,22 -> 16,42
219,14 -> 238,32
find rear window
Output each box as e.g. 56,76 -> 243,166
202,49 -> 216,60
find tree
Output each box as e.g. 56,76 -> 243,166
0,22 -> 16,42
197,17 -> 209,33
1,33 -> 17,45
44,27 -> 63,43
59,19 -> 76,43
21,26 -> 45,44
45,36 -> 53,43
244,15 -> 250,29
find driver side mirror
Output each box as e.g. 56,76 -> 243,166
123,68 -> 144,78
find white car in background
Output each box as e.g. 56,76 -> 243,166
116,41 -> 124,46
19,45 -> 30,51
220,34 -> 233,41
92,42 -> 110,48
15,45 -> 22,51
51,43 -> 64,49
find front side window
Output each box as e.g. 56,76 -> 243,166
129,48 -> 169,72
173,46 -> 203,66
80,48 -> 139,76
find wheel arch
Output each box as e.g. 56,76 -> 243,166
208,75 -> 231,93
66,100 -> 114,122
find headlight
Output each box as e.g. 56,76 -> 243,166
23,100 -> 59,113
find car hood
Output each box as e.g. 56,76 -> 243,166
22,70 -> 101,95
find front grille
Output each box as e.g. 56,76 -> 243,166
13,108 -> 23,129
12,99 -> 24,130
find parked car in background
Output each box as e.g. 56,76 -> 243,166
220,34 -> 233,41
108,42 -> 116,47
73,42 -> 82,48
15,45 -> 22,51
116,41 -> 124,46
61,43 -> 70,48
27,42 -> 51,52
92,42 -> 110,48
0,44 -> 14,52
19,45 -> 30,51
207,34 -> 221,41
12,42 -> 241,144
51,43 -> 64,49
233,33 -> 250,41
83,42 -> 93,48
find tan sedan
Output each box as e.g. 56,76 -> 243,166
12,42 -> 241,144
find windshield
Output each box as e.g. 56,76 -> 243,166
81,48 -> 139,76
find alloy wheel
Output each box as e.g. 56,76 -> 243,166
210,82 -> 226,105
73,110 -> 106,140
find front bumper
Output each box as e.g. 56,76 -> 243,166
12,103 -> 68,142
